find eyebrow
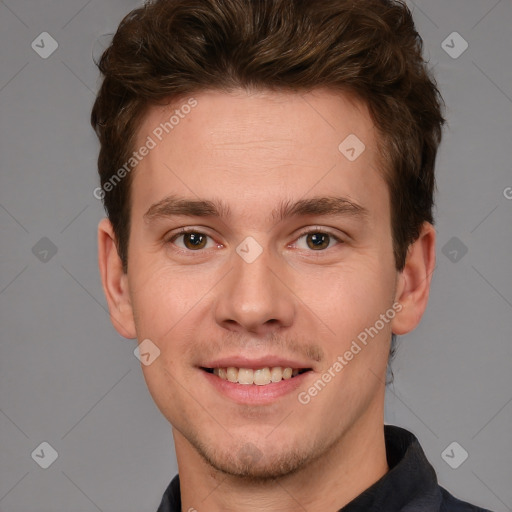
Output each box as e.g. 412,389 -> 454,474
143,194 -> 368,224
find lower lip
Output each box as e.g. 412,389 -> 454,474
201,369 -> 311,405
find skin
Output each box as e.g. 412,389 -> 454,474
98,88 -> 436,511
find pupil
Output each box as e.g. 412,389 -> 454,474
186,233 -> 205,248
309,233 -> 328,249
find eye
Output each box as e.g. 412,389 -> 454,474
293,229 -> 344,251
166,227 -> 344,254
167,229 -> 219,251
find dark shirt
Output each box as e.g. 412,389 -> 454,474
157,425 -> 493,511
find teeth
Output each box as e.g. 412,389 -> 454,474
253,368 -> 271,385
237,368 -> 254,385
210,366 -> 304,385
270,367 -> 283,382
226,367 -> 238,383
282,367 -> 293,379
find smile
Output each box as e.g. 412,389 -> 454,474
201,366 -> 311,386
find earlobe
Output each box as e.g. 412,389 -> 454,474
97,218 -> 137,339
391,222 -> 436,335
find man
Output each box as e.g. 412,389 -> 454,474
91,0 -> 493,510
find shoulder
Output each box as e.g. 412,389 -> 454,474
156,474 -> 181,512
440,486 -> 494,512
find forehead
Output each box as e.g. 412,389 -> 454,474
137,88 -> 376,158
131,88 -> 387,225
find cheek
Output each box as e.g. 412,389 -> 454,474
129,264 -> 192,330
129,266 -> 215,373
311,258 -> 392,315
303,262 -> 395,370
140,357 -> 191,428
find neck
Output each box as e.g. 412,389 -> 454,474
175,417 -> 388,512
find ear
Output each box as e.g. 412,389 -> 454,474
391,222 -> 436,335
98,218 -> 137,339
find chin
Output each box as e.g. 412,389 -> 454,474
188,431 -> 324,482
206,448 -> 311,481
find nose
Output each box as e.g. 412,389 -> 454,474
213,243 -> 296,335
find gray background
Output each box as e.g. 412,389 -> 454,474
0,0 -> 511,511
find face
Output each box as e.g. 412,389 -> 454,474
100,88 -> 429,480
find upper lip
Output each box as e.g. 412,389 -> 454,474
200,355 -> 314,370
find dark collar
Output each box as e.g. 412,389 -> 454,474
157,425 -> 489,512
340,425 -> 441,510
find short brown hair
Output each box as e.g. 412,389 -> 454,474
91,0 -> 444,272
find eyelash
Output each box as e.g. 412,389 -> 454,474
166,227 -> 345,254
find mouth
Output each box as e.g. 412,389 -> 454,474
200,366 -> 312,386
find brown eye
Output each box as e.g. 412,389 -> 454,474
294,230 -> 342,252
182,232 -> 207,250
170,230 -> 214,251
305,232 -> 331,250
